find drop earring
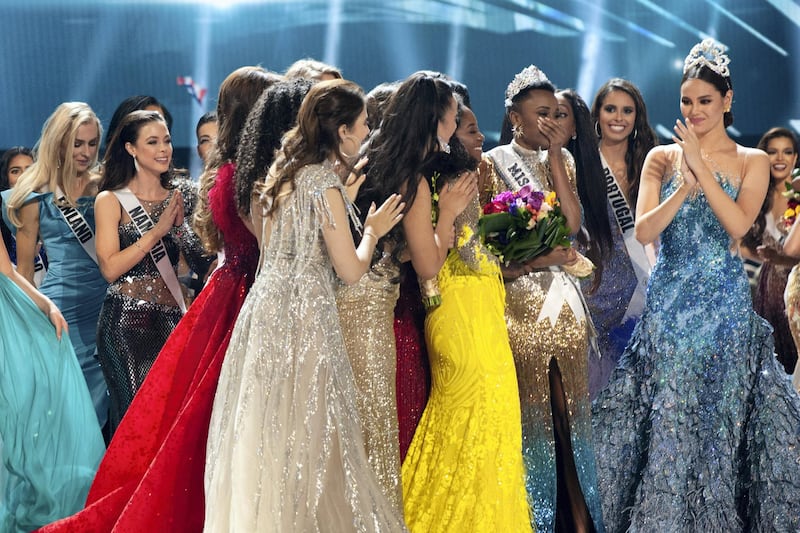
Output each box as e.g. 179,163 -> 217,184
512,123 -> 524,139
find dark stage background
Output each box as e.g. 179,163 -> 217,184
3,0 -> 798,177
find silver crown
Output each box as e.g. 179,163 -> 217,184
683,38 -> 730,78
505,65 -> 550,108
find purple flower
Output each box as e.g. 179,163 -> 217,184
494,191 -> 515,205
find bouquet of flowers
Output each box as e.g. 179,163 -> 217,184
478,184 -> 594,277
781,167 -> 800,231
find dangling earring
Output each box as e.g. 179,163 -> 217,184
632,128 -> 638,140
133,155 -> 140,172
594,121 -> 601,138
340,134 -> 358,159
512,123 -> 524,140
571,132 -> 577,141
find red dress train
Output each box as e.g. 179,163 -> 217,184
38,163 -> 258,532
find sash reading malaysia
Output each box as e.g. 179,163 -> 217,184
113,188 -> 187,314
55,186 -> 99,263
599,151 -> 652,320
487,143 -> 586,326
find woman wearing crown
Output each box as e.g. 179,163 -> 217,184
486,65 -> 605,533
591,39 -> 800,531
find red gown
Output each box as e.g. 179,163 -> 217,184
37,163 -> 258,533
393,264 -> 431,461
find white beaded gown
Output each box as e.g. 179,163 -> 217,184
203,162 -> 406,532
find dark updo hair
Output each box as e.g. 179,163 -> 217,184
235,77 -> 314,215
366,81 -> 400,131
681,65 -> 734,128
499,75 -> 557,145
100,110 -> 174,191
105,95 -> 173,147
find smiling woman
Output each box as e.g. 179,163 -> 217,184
93,110 -> 210,436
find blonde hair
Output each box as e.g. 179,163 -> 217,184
7,102 -> 102,227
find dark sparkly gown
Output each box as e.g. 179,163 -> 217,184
37,163 -> 258,532
95,179 -> 209,436
592,160 -> 800,532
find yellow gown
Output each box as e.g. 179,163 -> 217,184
401,195 -> 532,533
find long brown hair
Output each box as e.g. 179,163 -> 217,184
256,79 -> 365,217
193,66 -> 281,253
591,78 -> 658,213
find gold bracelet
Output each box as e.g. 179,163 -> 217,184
133,239 -> 147,254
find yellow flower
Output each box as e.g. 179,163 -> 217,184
545,191 -> 557,206
785,208 -> 796,219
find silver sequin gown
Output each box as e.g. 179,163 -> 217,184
203,162 -> 407,532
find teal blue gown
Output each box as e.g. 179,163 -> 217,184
0,273 -> 105,532
1,190 -> 109,427
592,163 -> 800,531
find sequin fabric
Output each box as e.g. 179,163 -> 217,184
97,181 -> 209,435
579,200 -> 640,399
394,267 -> 431,462
487,142 -> 605,533
204,162 -> 406,532
753,218 -> 797,373
336,253 -> 403,515
785,264 -> 800,393
401,193 -> 533,532
592,162 -> 800,532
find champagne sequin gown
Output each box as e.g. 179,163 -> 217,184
401,193 -> 532,533
204,163 -> 405,532
592,158 -> 800,532
336,253 -> 404,514
486,142 -> 605,533
785,265 -> 800,393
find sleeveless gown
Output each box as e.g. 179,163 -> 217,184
1,190 -> 108,428
0,273 -> 104,532
37,163 -> 258,532
401,194 -> 532,532
96,180 -> 208,435
486,143 -> 605,533
336,253 -> 404,514
204,163 -> 405,531
785,264 -> 800,392
592,160 -> 800,531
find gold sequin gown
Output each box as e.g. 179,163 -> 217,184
336,252 -> 404,515
784,264 -> 800,393
203,163 -> 406,532
486,142 -> 604,533
401,193 -> 532,533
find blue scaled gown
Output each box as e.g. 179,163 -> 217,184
0,273 -> 105,532
1,190 -> 109,428
592,163 -> 800,532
